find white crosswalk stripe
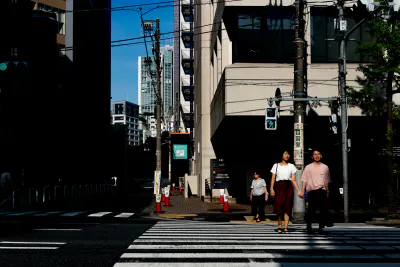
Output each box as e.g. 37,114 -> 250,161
113,220 -> 400,266
0,211 -> 135,218
0,241 -> 66,250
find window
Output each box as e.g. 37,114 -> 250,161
232,8 -> 295,63
311,7 -> 375,63
115,104 -> 124,114
114,116 -> 124,120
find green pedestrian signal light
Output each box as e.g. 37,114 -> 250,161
0,63 -> 7,71
265,107 -> 278,130
266,119 -> 277,129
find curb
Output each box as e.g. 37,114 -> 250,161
138,198 -> 156,216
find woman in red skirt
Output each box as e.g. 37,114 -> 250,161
270,150 -> 302,233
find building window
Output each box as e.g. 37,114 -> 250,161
115,104 -> 124,114
232,8 -> 295,63
311,7 -> 374,63
114,116 -> 124,120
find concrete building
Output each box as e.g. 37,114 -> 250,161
193,0 -> 397,204
65,0 -> 111,182
173,0 -> 194,135
33,0 -> 66,52
0,0 -> 62,186
111,101 -> 140,146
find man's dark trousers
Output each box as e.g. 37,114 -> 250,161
306,188 -> 328,231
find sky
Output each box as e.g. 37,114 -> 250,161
111,0 -> 174,105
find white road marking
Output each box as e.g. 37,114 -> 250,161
88,212 -> 112,217
0,246 -> 59,250
33,228 -> 82,231
115,213 -> 135,218
0,241 -> 65,245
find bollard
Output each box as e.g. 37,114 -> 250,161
219,189 -> 224,205
164,189 -> 172,207
154,194 -> 163,213
161,187 -> 166,202
172,183 -> 175,191
223,194 -> 229,212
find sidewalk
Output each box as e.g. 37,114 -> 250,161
145,189 -> 400,225
148,190 -> 272,220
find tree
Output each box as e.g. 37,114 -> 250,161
348,12 -> 400,210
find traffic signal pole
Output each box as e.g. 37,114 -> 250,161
292,0 -> 306,223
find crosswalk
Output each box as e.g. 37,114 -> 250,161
113,220 -> 400,266
0,210 -> 135,219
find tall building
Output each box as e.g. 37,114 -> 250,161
33,0 -> 66,53
111,101 -> 140,146
65,0 -> 111,182
138,45 -> 174,136
174,0 -> 194,135
193,0 -> 391,203
161,45 -> 174,131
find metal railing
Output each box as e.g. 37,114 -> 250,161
11,184 -> 113,209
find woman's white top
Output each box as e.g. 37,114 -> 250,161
270,163 -> 297,181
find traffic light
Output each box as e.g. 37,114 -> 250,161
329,101 -> 339,134
265,107 -> 278,130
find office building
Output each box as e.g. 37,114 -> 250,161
138,45 -> 174,136
33,0 -> 66,53
111,101 -> 140,146
193,0 -> 392,203
65,0 -> 111,182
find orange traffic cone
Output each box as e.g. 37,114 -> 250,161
219,189 -> 224,205
154,194 -> 163,213
161,188 -> 166,202
223,194 -> 229,212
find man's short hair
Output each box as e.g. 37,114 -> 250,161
311,148 -> 322,155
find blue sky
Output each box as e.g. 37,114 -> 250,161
111,0 -> 174,104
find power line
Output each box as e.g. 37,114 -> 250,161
65,0 -> 244,13
63,1 -> 354,53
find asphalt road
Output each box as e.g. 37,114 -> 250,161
0,220 -> 156,267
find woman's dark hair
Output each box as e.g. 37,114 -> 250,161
253,169 -> 262,176
278,149 -> 294,163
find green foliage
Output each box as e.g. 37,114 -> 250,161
347,17 -> 400,115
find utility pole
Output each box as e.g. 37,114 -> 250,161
155,19 -> 162,183
336,0 -> 349,223
292,0 -> 306,223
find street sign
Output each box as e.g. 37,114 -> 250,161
265,107 -> 278,130
173,144 -> 188,159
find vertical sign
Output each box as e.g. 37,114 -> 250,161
154,170 -> 161,195
294,123 -> 304,168
210,159 -> 230,189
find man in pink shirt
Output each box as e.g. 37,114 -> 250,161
299,149 -> 331,234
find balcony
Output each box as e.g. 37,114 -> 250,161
181,22 -> 191,32
181,4 -> 193,18
181,49 -> 192,60
182,113 -> 194,129
181,49 -> 194,75
181,77 -> 193,101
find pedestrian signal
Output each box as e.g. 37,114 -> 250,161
265,107 -> 278,130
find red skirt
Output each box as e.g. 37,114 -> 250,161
273,180 -> 294,216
